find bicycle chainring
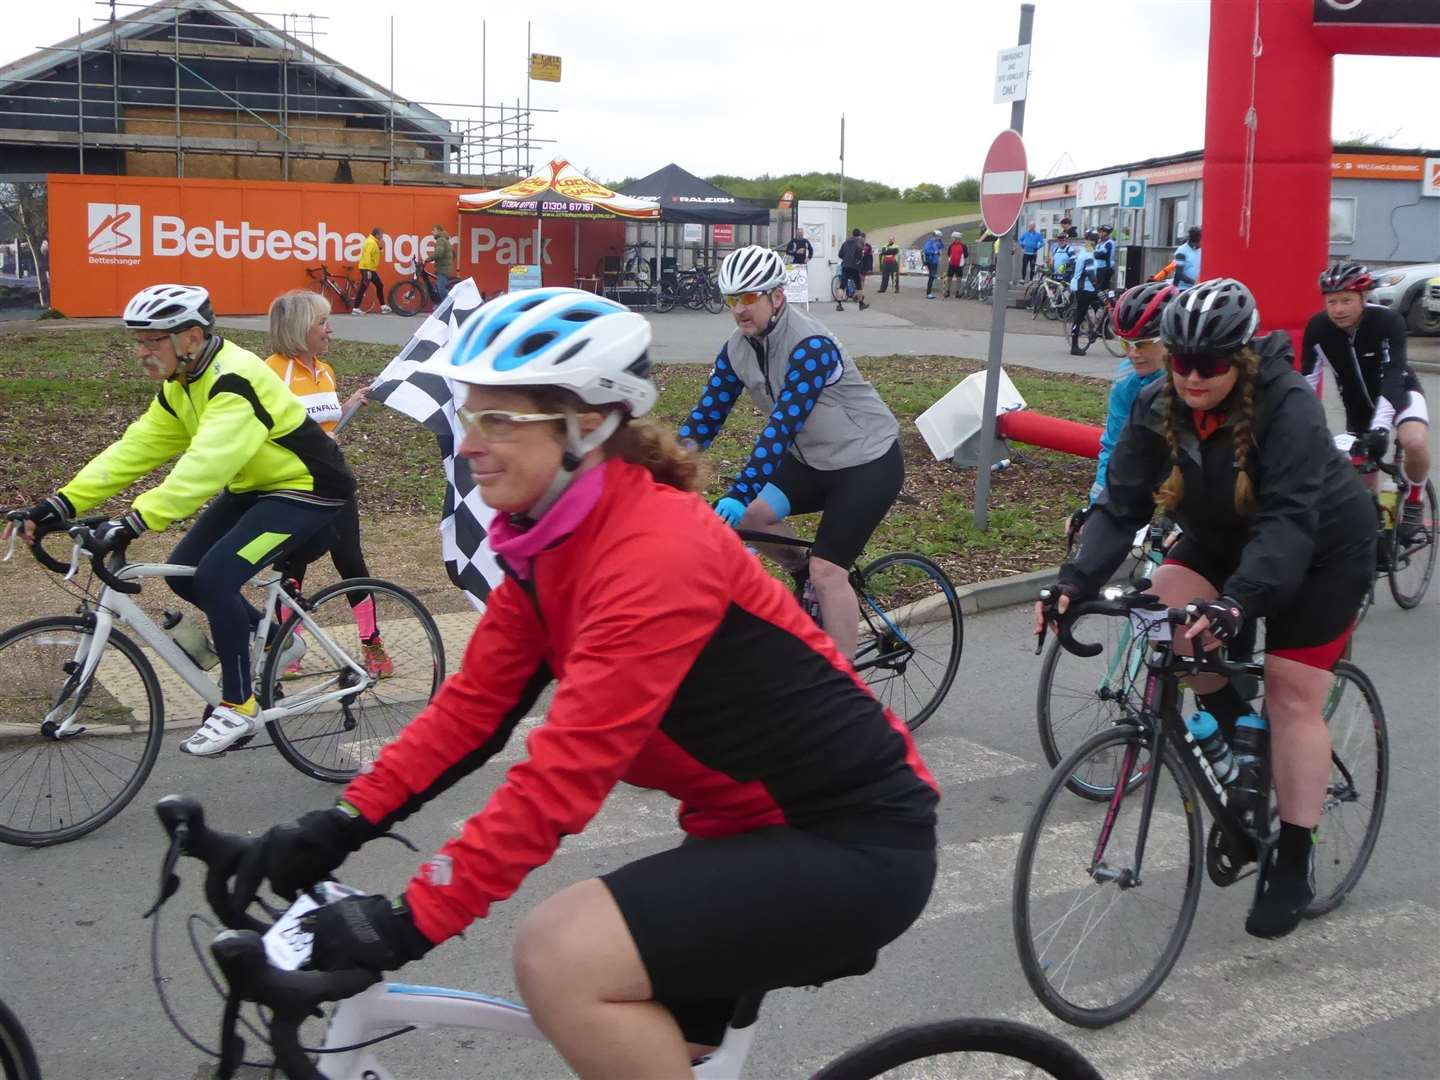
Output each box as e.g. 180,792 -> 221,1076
1205,820 -> 1257,887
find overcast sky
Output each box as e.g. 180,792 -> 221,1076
7,0 -> 1438,188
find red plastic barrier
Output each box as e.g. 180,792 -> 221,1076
997,410 -> 1102,459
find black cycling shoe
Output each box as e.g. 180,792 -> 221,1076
1398,500 -> 1426,547
1245,850 -> 1315,939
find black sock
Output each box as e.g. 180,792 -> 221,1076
1196,683 -> 1248,741
1276,820 -> 1314,876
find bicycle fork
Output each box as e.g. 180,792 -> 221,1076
43,609 -> 114,738
1089,672 -> 1174,889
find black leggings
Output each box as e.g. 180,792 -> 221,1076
355,269 -> 385,310
167,492 -> 340,703
277,496 -> 371,598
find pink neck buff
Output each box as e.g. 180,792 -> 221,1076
488,463 -> 607,579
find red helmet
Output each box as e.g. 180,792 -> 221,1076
1113,281 -> 1179,341
1318,262 -> 1374,295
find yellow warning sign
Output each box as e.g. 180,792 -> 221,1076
529,54 -> 562,83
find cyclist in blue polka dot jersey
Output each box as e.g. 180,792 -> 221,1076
681,246 -> 903,659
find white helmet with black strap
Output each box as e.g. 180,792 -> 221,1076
718,245 -> 786,296
123,283 -> 216,371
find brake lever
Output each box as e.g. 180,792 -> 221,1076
2,527 -> 16,563
65,537 -> 85,581
143,825 -> 189,919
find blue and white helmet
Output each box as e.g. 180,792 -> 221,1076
425,287 -> 656,417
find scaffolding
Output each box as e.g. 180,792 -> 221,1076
0,1 -> 554,185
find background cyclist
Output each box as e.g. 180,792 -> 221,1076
4,284 -> 353,757
1068,230 -> 1101,356
264,289 -> 392,677
1041,279 -> 1374,940
233,288 -> 938,1080
1301,261 -> 1430,542
677,245 -> 903,659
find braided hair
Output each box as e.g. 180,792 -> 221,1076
1155,345 -> 1261,516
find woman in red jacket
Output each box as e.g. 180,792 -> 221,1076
239,288 -> 939,1078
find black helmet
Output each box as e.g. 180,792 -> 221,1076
1083,229 -> 1100,242
1159,278 -> 1260,355
1114,281 -> 1179,341
1318,261 -> 1375,294
1187,226 -> 1202,244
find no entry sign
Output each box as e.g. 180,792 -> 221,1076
980,130 -> 1029,237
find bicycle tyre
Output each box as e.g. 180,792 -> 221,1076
1101,312 -> 1126,358
831,274 -> 846,303
1013,725 -> 1204,1028
309,277 -> 347,316
260,578 -> 445,782
853,552 -> 962,732
704,285 -> 725,315
0,615 -> 164,847
0,997 -> 40,1080
1386,479 -> 1436,609
809,1017 -> 1103,1080
1307,659 -> 1388,917
655,284 -> 676,313
387,280 -> 425,317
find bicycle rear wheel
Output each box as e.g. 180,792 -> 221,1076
1308,660 -> 1388,917
1386,479 -> 1436,609
655,284 -> 676,313
703,283 -> 725,315
0,997 -> 40,1080
852,553 -> 962,732
1013,725 -> 1204,1027
0,615 -> 163,847
260,578 -> 445,782
388,279 -> 425,317
1100,312 -> 1126,357
808,1017 -> 1103,1080
831,275 -> 846,303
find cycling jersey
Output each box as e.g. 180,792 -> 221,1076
265,353 -> 342,432
1062,331 -> 1374,619
1089,361 -> 1165,503
1094,238 -> 1116,270
1070,248 -> 1099,293
60,336 -> 353,530
679,304 -> 899,503
1300,304 -> 1421,433
947,241 -> 967,268
341,458 -> 940,943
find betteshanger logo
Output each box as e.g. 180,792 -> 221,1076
87,203 -> 141,257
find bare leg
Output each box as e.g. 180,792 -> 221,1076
1397,419 -> 1431,487
515,878 -> 695,1080
1148,562 -> 1227,695
1261,655 -> 1335,827
810,555 -> 859,659
736,497 -> 806,575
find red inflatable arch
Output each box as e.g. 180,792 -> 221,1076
1204,0 -> 1440,349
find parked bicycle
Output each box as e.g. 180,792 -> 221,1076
0,997 -> 39,1080
1014,589 -> 1386,1027
658,265 -> 724,314
1029,275 -> 1072,323
736,529 -> 961,731
0,516 -> 445,846
1340,433 -> 1436,624
306,265 -> 361,315
387,262 -> 442,318
148,795 -> 1104,1080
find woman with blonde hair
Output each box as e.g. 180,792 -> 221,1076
1040,278 -> 1375,940
265,289 -> 391,676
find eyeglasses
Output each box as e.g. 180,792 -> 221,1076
1170,352 -> 1235,379
134,334 -> 171,349
722,290 -> 772,309
456,407 -> 566,441
1124,337 -> 1161,352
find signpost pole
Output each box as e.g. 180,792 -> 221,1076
973,3 -> 1034,531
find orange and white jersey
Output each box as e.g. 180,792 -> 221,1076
265,353 -> 342,432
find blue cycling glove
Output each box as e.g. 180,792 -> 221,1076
713,497 -> 746,526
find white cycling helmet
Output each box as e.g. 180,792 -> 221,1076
932,229 -> 942,237
718,245 -> 786,295
950,231 -> 961,239
426,287 -> 656,417
123,284 -> 214,331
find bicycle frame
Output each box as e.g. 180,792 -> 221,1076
314,982 -> 760,1079
55,562 -> 369,735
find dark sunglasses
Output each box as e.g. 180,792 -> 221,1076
1170,352 -> 1235,378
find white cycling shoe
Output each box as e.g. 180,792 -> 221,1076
180,701 -> 263,756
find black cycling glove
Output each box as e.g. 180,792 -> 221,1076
88,511 -> 146,556
1358,428 -> 1389,462
1039,582 -> 1083,624
1186,596 -> 1246,643
11,494 -> 73,529
235,801 -> 381,903
301,893 -> 434,973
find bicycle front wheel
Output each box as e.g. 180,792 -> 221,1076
0,615 -> 163,847
703,285 -> 725,315
831,275 -> 846,303
809,1017 -> 1103,1080
1308,660 -> 1388,917
260,578 -> 445,782
0,997 -> 40,1080
387,280 -> 425,317
1013,725 -> 1204,1027
1386,479 -> 1436,609
655,284 -> 676,313
1100,312 -> 1126,357
853,553 -> 962,732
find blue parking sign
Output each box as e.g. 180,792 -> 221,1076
1119,178 -> 1148,209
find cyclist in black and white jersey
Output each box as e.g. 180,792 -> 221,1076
1301,262 -> 1430,540
678,245 -> 902,659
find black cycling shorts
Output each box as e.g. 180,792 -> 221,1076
841,266 -> 863,287
771,439 -> 904,567
602,824 -> 936,1046
947,265 -> 965,278
1163,532 -> 1373,665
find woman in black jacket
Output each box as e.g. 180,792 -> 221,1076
1038,278 -> 1374,940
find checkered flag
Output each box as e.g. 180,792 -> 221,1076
369,278 -> 500,609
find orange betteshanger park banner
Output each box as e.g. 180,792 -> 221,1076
47,174 -> 497,317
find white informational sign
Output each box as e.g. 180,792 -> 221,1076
901,249 -> 924,274
1423,159 -> 1440,198
1076,172 -> 1128,207
682,223 -> 703,244
994,44 -> 1030,105
783,263 -> 810,307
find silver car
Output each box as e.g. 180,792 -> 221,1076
1368,261 -> 1440,335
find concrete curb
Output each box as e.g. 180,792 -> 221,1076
957,566 -> 1058,615
1410,360 -> 1440,375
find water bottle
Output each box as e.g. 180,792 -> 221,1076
1229,713 -> 1269,809
801,579 -> 824,629
1378,472 -> 1399,514
161,611 -> 219,670
1183,710 -> 1237,786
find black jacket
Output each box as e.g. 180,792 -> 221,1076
1300,305 -> 1419,434
1060,332 -> 1374,617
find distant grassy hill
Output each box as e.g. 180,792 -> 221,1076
850,200 -> 981,235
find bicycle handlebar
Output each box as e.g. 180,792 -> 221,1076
1051,590 -> 1248,676
153,796 -> 380,1080
5,514 -> 136,588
